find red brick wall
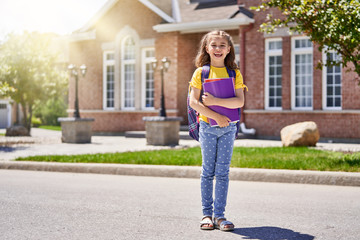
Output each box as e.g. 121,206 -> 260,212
239,0 -> 360,139
68,0 -> 360,138
342,62 -> 360,109
245,111 -> 360,139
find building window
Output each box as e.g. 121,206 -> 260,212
265,39 -> 282,109
103,51 -> 115,109
323,50 -> 342,109
142,48 -> 155,109
122,37 -> 136,109
234,44 -> 240,67
292,37 -> 313,110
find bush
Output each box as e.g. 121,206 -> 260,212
31,117 -> 42,127
34,98 -> 67,126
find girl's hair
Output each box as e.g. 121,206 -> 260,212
195,30 -> 238,70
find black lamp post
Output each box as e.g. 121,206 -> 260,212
68,64 -> 87,118
151,57 -> 171,117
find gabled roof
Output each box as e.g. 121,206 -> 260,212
76,0 -> 175,33
73,0 -> 254,38
154,0 -> 254,33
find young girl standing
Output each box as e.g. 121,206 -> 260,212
189,30 -> 247,231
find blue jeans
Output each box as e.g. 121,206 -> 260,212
199,121 -> 237,219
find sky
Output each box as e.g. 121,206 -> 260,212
0,0 -> 109,39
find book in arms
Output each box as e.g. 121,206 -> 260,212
203,77 -> 240,127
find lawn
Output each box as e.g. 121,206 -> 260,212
37,125 -> 62,131
16,146 -> 360,172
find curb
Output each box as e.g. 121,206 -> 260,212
1,161 -> 359,187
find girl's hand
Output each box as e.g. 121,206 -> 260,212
214,115 -> 231,128
202,92 -> 217,106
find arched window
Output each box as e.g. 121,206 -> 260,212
122,37 -> 136,109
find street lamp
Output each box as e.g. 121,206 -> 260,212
151,57 -> 171,117
68,64 -> 87,118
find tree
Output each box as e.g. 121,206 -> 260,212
0,32 -> 68,133
252,0 -> 360,82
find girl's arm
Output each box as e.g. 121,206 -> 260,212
189,87 -> 231,128
202,88 -> 244,109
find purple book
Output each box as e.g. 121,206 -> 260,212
203,77 -> 240,126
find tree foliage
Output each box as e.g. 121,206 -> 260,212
0,32 -> 68,132
253,0 -> 360,82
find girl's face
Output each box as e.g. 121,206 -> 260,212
206,36 -> 231,67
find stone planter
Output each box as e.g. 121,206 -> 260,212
58,117 -> 95,143
143,116 -> 183,146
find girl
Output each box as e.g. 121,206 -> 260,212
189,30 -> 247,231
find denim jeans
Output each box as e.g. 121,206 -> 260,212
199,120 -> 237,219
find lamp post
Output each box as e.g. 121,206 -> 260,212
151,57 -> 170,117
68,64 -> 87,118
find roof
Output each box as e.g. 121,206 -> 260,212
72,0 -> 254,39
154,0 -> 254,33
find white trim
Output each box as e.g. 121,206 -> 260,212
75,109 -> 179,114
121,36 -> 137,110
291,36 -> 313,110
153,17 -> 254,33
244,109 -> 360,114
141,48 -> 155,110
140,38 -> 155,48
78,0 -> 119,33
101,42 -> 115,51
138,0 -> 175,23
172,0 -> 182,22
103,51 -> 115,110
69,30 -> 96,42
265,38 -> 283,110
115,26 -> 141,110
322,49 -> 342,110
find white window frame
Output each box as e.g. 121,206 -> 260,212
265,38 -> 283,110
121,36 -> 136,110
234,44 -> 240,67
291,36 -> 313,110
103,51 -> 115,110
322,49 -> 342,110
141,48 -> 155,110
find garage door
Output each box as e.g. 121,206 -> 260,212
0,103 -> 9,128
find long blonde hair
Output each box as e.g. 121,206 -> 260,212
195,30 -> 238,70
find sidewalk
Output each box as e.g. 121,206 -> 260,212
1,128 -> 360,186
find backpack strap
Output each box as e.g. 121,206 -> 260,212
200,64 -> 210,102
226,67 -> 236,78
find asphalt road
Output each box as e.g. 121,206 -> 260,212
1,170 -> 359,240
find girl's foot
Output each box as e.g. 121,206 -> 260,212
214,218 -> 234,231
200,216 -> 214,230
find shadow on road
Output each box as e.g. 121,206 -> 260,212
232,226 -> 314,240
0,146 -> 29,152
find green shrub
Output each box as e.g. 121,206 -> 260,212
34,98 -> 67,126
31,117 -> 42,127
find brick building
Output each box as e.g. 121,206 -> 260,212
68,0 -> 360,140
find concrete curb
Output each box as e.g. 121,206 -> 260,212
1,161 -> 359,187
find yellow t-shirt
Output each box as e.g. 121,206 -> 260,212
190,66 -> 248,123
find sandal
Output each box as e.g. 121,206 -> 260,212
214,218 -> 234,231
200,216 -> 214,230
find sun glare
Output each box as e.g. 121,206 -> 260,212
0,0 -> 107,36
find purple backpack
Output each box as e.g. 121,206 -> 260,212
187,64 -> 240,141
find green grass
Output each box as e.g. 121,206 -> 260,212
16,146 -> 360,172
37,125 -> 62,131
